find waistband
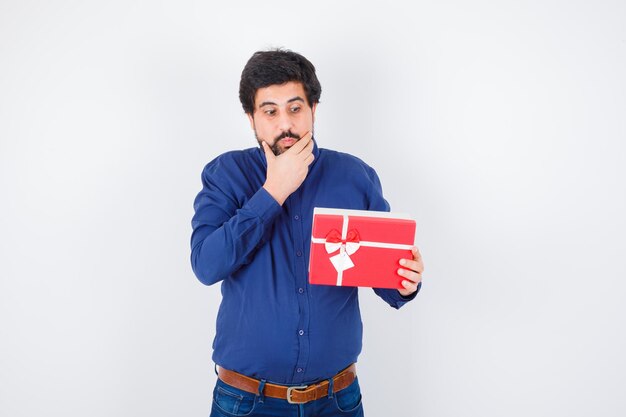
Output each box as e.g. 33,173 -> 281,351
217,364 -> 357,404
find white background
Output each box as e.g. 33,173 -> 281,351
1,1 -> 625,416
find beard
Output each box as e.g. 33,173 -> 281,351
255,129 -> 312,156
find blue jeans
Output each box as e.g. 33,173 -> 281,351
209,376 -> 365,417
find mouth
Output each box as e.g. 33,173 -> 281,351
280,137 -> 297,147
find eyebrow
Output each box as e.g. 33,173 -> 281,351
259,96 -> 305,108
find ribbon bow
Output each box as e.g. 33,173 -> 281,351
324,229 -> 361,255
324,229 -> 361,273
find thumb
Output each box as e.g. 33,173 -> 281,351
261,141 -> 274,161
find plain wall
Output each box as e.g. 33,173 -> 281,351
1,1 -> 625,416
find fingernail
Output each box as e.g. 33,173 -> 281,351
399,259 -> 406,266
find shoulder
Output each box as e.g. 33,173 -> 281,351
318,148 -> 380,179
202,147 -> 257,170
197,148 -> 264,197
201,147 -> 259,176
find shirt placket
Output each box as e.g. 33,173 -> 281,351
287,187 -> 311,383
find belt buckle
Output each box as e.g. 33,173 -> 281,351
286,385 -> 308,404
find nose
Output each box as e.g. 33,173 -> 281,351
276,111 -> 294,133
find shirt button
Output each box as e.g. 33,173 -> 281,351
298,288 -> 304,294
296,250 -> 302,257
298,330 -> 304,336
294,214 -> 300,220
297,368 -> 303,373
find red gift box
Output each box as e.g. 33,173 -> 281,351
308,208 -> 416,289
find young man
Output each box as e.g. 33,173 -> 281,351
191,49 -> 424,417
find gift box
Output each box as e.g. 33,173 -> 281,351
308,207 -> 416,289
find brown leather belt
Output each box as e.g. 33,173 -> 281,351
217,364 -> 357,404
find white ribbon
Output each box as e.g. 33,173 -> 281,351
328,215 -> 352,285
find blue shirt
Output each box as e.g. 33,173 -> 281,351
190,140 -> 418,384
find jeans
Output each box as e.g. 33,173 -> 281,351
209,376 -> 365,417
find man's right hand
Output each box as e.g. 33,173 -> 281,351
262,131 -> 314,205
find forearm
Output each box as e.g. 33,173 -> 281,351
191,187 -> 281,285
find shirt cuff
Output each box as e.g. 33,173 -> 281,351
392,281 -> 422,308
245,187 -> 283,226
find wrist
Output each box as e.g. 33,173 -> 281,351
263,183 -> 287,206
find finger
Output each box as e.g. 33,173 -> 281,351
299,136 -> 315,158
411,246 -> 422,261
301,130 -> 312,142
399,258 -> 424,274
400,279 -> 418,294
304,152 -> 315,165
288,131 -> 311,153
397,267 -> 422,282
261,141 -> 275,160
294,132 -> 312,154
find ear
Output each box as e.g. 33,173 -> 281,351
311,102 -> 317,122
246,112 -> 255,130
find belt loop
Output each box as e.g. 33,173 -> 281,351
214,363 -> 218,376
258,379 -> 267,403
327,377 -> 334,399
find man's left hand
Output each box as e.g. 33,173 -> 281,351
397,246 -> 424,297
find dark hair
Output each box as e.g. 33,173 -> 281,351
239,49 -> 322,114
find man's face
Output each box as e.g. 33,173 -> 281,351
247,81 -> 317,155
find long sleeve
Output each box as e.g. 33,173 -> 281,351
190,159 -> 282,286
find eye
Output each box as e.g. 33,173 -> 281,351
264,108 -> 276,116
290,105 -> 301,113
